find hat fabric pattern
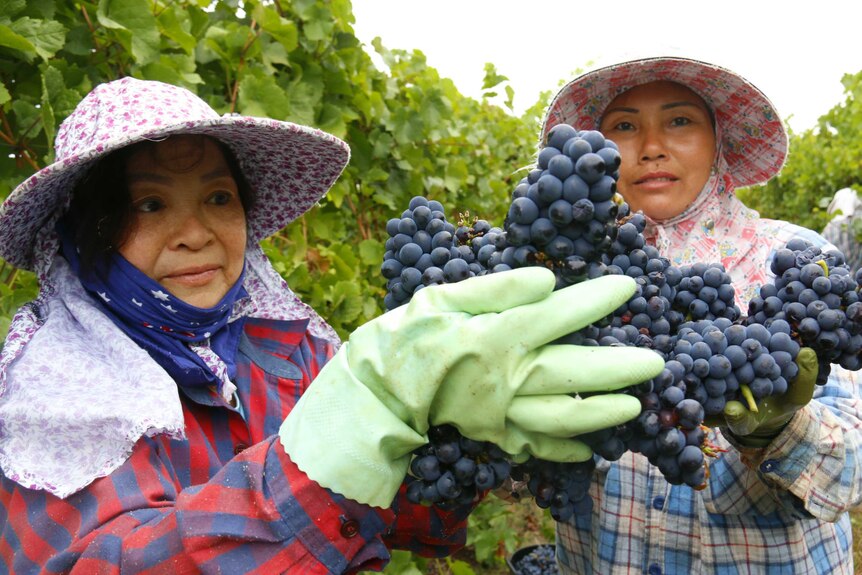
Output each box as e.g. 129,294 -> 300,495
0,77 -> 350,271
541,57 -> 787,190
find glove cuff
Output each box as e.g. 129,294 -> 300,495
278,346 -> 426,508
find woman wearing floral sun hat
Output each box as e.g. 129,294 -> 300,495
543,56 -> 862,574
0,78 -> 666,572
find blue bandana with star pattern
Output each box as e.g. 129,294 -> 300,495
58,225 -> 247,390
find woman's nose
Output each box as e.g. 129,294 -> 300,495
171,209 -> 214,250
638,127 -> 667,162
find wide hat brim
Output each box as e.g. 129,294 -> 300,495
541,57 -> 787,189
0,116 -> 350,271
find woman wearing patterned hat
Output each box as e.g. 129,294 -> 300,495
544,57 -> 862,574
0,78 -> 665,572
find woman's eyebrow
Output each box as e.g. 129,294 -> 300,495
603,106 -> 639,115
126,167 -> 232,184
604,101 -> 705,116
661,101 -> 705,111
126,172 -> 171,184
201,167 -> 233,182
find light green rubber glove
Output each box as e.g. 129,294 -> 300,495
279,268 -> 664,507
720,347 -> 818,448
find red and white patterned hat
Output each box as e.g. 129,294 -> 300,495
541,56 -> 787,190
0,77 -> 350,271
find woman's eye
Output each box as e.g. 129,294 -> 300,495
613,121 -> 634,131
671,116 -> 692,127
209,191 -> 234,206
133,198 -> 163,213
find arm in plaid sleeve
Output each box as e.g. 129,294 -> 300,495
757,367 -> 862,520
0,318 -> 477,574
0,435 -> 393,574
728,367 -> 862,521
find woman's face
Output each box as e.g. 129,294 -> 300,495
599,81 -> 717,220
118,136 -> 247,308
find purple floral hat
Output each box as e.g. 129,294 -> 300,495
541,57 -> 787,189
0,77 -> 350,271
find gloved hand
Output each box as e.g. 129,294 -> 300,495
279,268 -> 664,507
721,347 -> 818,448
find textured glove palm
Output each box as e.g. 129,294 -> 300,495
721,347 -> 819,447
279,268 -> 664,507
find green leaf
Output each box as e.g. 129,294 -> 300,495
301,4 -> 334,42
157,5 -> 197,55
329,281 -> 362,324
0,22 -> 36,59
357,238 -> 382,266
63,24 -> 95,56
0,82 -> 10,106
481,62 -> 509,90
285,80 -> 318,126
363,167 -> 389,183
261,39 -> 290,69
0,0 -> 26,18
141,58 -> 202,88
237,72 -> 290,120
22,0 -> 54,19
12,18 -> 66,60
253,4 -> 298,51
504,85 -> 515,111
11,99 -> 41,140
448,560 -> 477,575
40,68 -> 59,156
317,102 -> 346,138
97,0 -> 160,65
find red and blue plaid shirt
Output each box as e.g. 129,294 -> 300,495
0,317 -> 473,574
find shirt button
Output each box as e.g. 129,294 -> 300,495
760,459 -> 779,473
648,563 -> 662,575
340,519 -> 359,538
652,496 -> 665,510
233,443 -> 248,455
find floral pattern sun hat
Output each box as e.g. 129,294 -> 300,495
541,57 -> 787,189
0,76 -> 350,271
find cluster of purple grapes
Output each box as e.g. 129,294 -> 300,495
381,196 -> 510,311
510,457 -> 595,521
510,544 -> 559,575
747,238 -> 862,379
505,125 -> 624,287
405,424 -> 511,509
381,126 -> 862,515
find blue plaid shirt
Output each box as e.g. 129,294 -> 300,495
556,220 -> 862,574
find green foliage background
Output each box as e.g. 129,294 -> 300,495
0,0 -> 546,341
1,1 -> 861,572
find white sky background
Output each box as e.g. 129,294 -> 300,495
350,1 -> 862,134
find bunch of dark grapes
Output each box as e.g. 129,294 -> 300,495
381,197 -> 507,311
504,125 -> 626,287
510,544 -> 559,575
674,263 -> 741,322
747,238 -> 862,380
405,424 -> 511,509
511,457 -> 594,521
380,125 -> 862,517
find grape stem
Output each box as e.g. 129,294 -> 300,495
739,384 -> 759,412
816,260 -> 830,276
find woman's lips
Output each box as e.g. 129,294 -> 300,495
163,267 -> 219,286
634,172 -> 679,190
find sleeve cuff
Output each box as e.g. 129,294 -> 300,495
731,407 -> 819,498
263,436 -> 396,574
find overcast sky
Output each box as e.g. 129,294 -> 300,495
351,1 -> 862,133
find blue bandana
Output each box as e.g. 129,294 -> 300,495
58,225 -> 247,391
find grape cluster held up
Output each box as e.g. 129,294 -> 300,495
380,125 -> 862,519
